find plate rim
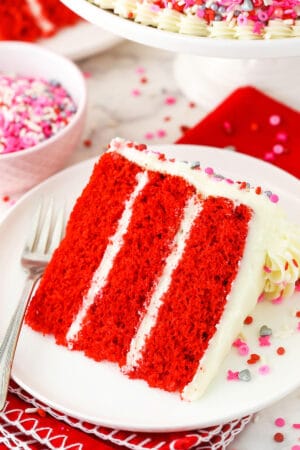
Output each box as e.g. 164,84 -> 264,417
39,20 -> 122,61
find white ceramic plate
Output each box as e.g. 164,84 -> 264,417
61,0 -> 300,58
40,21 -> 122,61
1,146 -> 300,432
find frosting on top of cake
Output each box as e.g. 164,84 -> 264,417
87,0 -> 300,39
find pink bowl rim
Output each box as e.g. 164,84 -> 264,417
0,41 -> 87,161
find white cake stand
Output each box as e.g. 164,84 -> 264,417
62,0 -> 300,110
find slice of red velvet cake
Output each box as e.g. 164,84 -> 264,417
25,138 -> 300,401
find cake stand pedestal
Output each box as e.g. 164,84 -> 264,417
173,55 -> 300,110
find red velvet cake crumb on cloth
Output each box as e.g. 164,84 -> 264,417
177,86 -> 300,179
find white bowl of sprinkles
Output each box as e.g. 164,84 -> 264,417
0,41 -> 87,195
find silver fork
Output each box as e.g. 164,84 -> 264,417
0,200 -> 65,411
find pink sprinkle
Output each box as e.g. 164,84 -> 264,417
269,114 -> 281,126
165,96 -> 177,105
273,144 -> 284,154
257,10 -> 269,21
291,446 -> 300,450
292,424 -> 300,429
258,365 -> 270,375
270,194 -> 279,203
135,66 -> 145,74
263,265 -> 272,273
264,152 -> 275,161
205,167 -> 214,175
297,322 -> 300,331
259,335 -> 271,346
276,131 -> 288,142
157,129 -> 166,138
253,21 -> 264,34
226,178 -> 234,184
272,295 -> 283,305
274,417 -> 286,427
151,4 -> 160,11
257,292 -> 265,303
196,8 -> 205,17
227,370 -> 239,381
233,338 -> 244,348
223,120 -> 233,134
83,71 -> 92,79
131,89 -> 141,97
237,14 -> 248,25
144,132 -> 154,140
238,343 -> 250,356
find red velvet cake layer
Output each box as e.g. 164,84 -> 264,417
25,153 -> 142,344
129,197 -> 252,392
75,172 -> 195,365
0,1 -> 42,41
0,0 -> 79,42
39,0 -> 80,28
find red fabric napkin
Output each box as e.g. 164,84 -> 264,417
0,381 -> 251,450
177,86 -> 300,179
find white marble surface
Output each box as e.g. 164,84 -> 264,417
1,39 -> 300,450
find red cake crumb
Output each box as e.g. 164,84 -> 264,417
130,197 -> 252,392
75,172 -> 195,364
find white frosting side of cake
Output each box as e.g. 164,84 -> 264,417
135,3 -> 159,27
179,16 -> 209,37
183,210 -> 267,400
125,195 -> 203,370
264,20 -> 293,39
26,0 -> 55,34
66,170 -> 149,345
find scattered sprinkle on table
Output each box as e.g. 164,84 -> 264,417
273,432 -> 284,443
277,346 -> 286,355
0,73 -> 76,155
275,417 -> 286,427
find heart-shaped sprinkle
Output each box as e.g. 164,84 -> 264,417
259,325 -> 272,336
238,369 -> 252,382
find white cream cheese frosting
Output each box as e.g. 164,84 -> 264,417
87,0 -> 300,40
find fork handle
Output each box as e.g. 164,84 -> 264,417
0,275 -> 40,411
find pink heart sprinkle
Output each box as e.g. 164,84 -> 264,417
259,336 -> 271,346
227,370 -> 239,381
